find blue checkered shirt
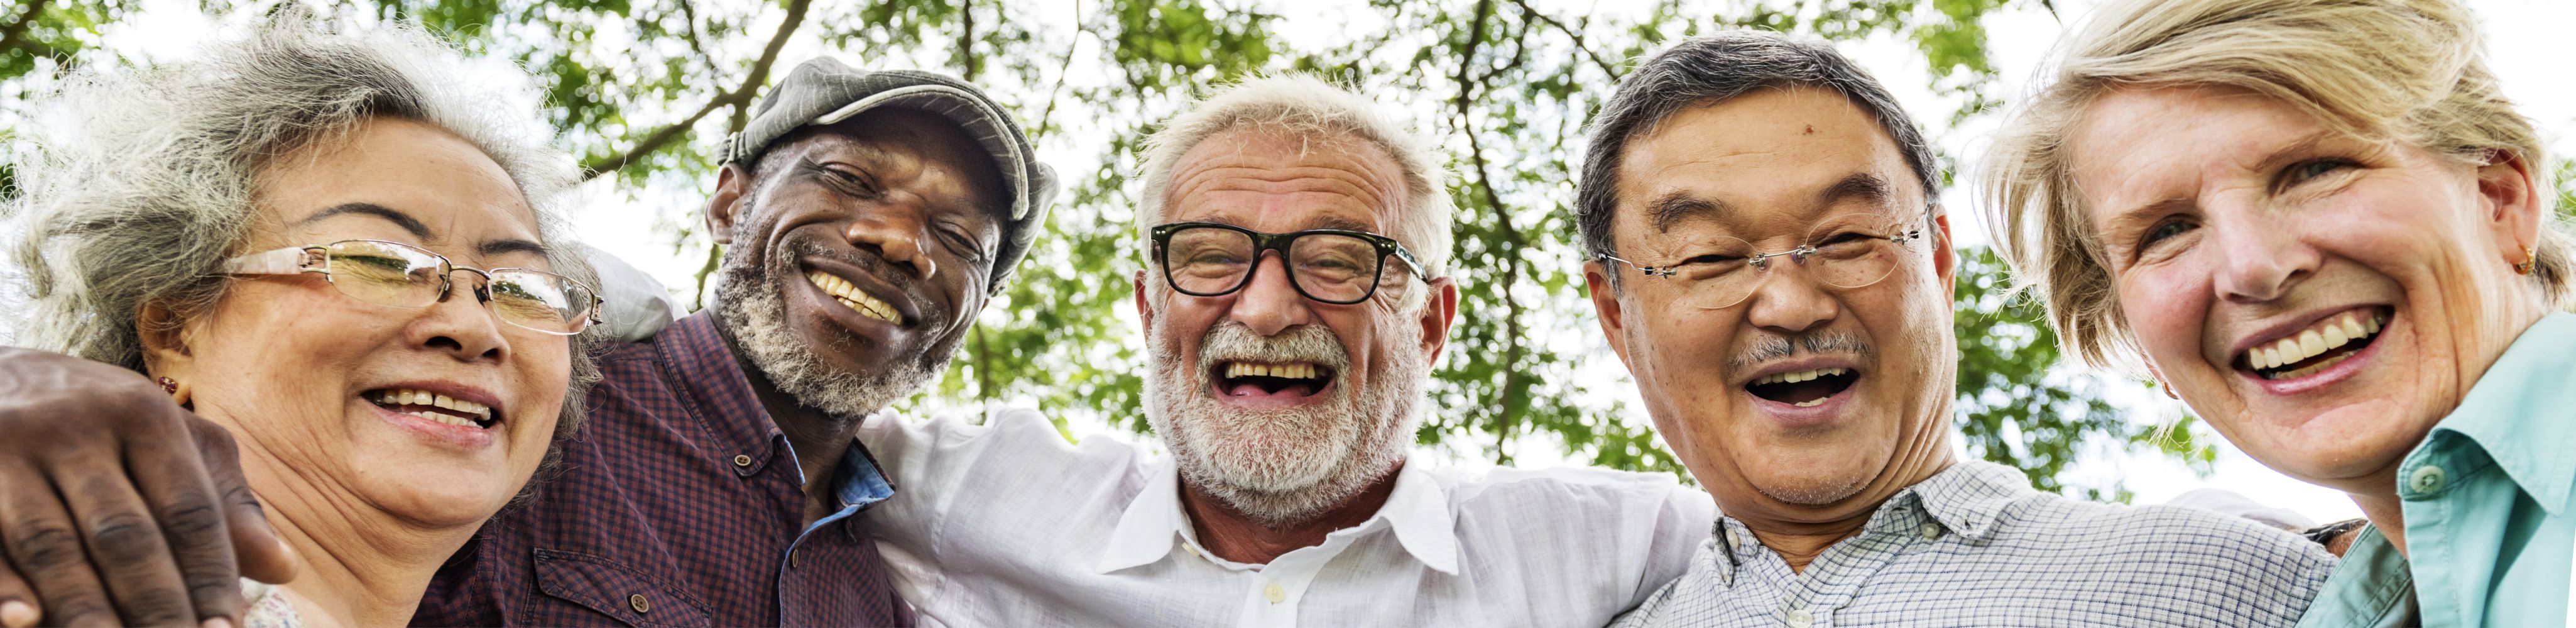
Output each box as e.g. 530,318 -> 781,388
1610,461 -> 2336,627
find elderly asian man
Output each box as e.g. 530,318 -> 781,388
1576,32 -> 2337,626
853,74 -> 1713,627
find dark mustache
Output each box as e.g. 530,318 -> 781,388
1726,331 -> 1874,372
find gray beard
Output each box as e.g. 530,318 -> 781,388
712,236 -> 938,419
1144,317 -> 1427,529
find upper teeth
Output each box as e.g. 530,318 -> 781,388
807,271 -> 902,324
371,388 -> 492,426
1225,362 -> 1321,380
2248,310 -> 2386,372
1752,367 -> 1848,386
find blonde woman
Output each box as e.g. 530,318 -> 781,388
1983,0 -> 2572,625
4,16 -> 597,627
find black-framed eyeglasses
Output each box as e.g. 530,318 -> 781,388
1150,221 -> 1429,305
216,239 -> 604,335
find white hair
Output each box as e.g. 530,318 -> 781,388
4,12 -> 596,432
1135,74 -> 1455,280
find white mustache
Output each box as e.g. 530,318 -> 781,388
1195,322 -> 1351,378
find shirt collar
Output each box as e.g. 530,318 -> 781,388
1091,461 -> 1459,575
1900,460 -> 2036,541
650,312 -> 780,464
2425,311 -> 2576,515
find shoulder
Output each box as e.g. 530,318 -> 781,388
1449,465 -> 1700,504
1441,465 -> 1716,539
2006,491 -> 2338,579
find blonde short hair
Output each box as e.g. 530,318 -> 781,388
1981,0 -> 2570,368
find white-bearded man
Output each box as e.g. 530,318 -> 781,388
856,75 -> 1715,627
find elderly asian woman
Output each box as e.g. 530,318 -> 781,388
4,16 -> 598,628
1984,0 -> 2572,625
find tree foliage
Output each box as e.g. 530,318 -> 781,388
0,0 -> 2209,496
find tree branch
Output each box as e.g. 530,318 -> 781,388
581,0 -> 813,179
1452,0 -> 1532,465
1506,0 -> 1620,79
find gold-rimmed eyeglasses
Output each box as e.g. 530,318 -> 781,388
216,239 -> 603,336
1598,212 -> 1931,310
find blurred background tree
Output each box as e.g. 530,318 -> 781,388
0,0 -> 2220,497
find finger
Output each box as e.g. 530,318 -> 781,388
128,422 -> 242,627
186,422 -> 292,585
0,460 -> 114,628
53,456 -> 197,627
0,563 -> 37,628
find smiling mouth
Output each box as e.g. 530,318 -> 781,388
805,270 -> 905,325
2240,307 -> 2390,380
367,388 -> 496,429
1746,367 -> 1858,407
1214,361 -> 1336,398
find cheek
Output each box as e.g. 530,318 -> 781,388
2116,265 -> 2215,375
190,287 -> 379,397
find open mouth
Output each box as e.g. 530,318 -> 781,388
1745,367 -> 1859,407
366,388 -> 496,429
1213,361 -> 1336,399
805,270 -> 906,326
2239,307 -> 2390,381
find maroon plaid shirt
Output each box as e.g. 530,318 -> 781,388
413,312 -> 913,627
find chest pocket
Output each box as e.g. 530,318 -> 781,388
532,549 -> 713,627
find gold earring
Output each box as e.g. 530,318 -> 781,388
2516,245 -> 2537,275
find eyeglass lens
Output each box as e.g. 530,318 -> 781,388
1660,212 -> 1916,310
320,240 -> 598,334
1163,227 -> 1387,304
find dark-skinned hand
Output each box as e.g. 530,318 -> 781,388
0,348 -> 296,628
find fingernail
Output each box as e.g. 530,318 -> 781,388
0,600 -> 37,628
202,616 -> 234,628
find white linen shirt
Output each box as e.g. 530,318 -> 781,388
856,409 -> 1716,627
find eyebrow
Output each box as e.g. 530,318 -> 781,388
298,202 -> 550,260
1647,191 -> 1730,233
1302,216 -> 1378,233
1818,173 -> 1895,209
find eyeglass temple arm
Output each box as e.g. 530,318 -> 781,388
217,246 -> 319,276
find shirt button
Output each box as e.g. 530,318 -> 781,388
628,593 -> 651,614
1263,583 -> 1285,604
788,549 -> 800,568
1786,607 -> 1813,628
1182,544 -> 1201,558
2409,465 -> 2448,494
1725,529 -> 1744,549
1920,522 -> 1942,540
733,454 -> 754,468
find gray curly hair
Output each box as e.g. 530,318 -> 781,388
4,13 -> 600,436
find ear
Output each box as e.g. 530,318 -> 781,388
135,302 -> 197,403
1414,277 -> 1460,366
1133,270 -> 1155,336
704,163 -> 755,246
1930,212 -> 1959,295
2474,150 -> 2545,267
1583,260 -> 1634,367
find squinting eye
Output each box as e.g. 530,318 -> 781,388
2141,219 -> 2193,248
2284,159 -> 2354,185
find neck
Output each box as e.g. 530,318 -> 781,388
2349,482 -> 2410,556
712,314 -> 868,525
1739,432 -> 1958,573
1182,461 -> 1405,565
246,460 -> 476,627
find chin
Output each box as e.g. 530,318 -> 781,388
2248,405 -> 2431,487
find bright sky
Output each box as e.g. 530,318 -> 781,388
40,0 -> 2576,526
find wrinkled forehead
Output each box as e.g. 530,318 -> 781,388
1613,91 -> 1925,241
1162,128 -> 1409,236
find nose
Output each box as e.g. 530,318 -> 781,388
843,208 -> 937,280
1740,263 -> 1840,334
2207,209 -> 2317,304
416,272 -> 511,361
1228,252 -> 1316,336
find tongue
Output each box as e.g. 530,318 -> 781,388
1226,382 -> 1318,397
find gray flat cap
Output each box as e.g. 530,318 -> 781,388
723,57 -> 1057,291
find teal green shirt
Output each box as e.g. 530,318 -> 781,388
2296,312 -> 2576,628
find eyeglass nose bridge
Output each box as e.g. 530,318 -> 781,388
432,267 -> 496,306
1745,244 -> 1818,271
